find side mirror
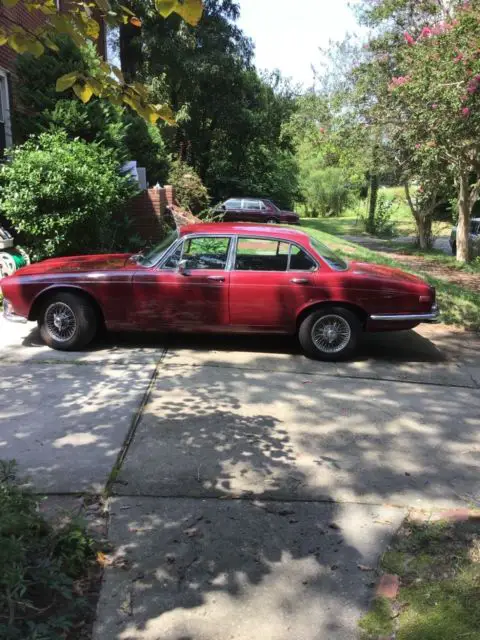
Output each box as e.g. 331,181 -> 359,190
177,259 -> 190,276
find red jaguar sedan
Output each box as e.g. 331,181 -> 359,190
0,223 -> 439,360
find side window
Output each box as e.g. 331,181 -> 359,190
235,238 -> 290,271
224,199 -> 242,210
243,200 -> 262,211
183,237 -> 230,270
289,245 -> 317,271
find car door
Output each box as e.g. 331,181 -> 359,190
222,199 -> 243,222
242,199 -> 264,222
131,235 -> 232,330
229,237 -> 319,331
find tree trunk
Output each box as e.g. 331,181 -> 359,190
404,182 -> 435,250
415,214 -> 432,250
457,172 -> 471,263
366,174 -> 378,234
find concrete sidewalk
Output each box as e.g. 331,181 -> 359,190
1,317 -> 480,639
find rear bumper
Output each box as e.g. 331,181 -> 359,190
370,304 -> 440,323
3,298 -> 28,324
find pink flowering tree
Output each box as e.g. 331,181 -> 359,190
370,1 -> 480,260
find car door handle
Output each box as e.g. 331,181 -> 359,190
290,278 -> 310,284
207,275 -> 226,282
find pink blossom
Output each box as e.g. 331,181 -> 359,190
415,144 -> 421,149
454,53 -> 464,63
418,186 -> 424,193
467,82 -> 477,94
388,75 -> 411,91
462,107 -> 470,117
404,32 -> 415,45
420,26 -> 432,39
432,103 -> 438,109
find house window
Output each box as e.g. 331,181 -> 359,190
0,70 -> 12,157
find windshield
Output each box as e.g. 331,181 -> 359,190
138,230 -> 179,267
310,237 -> 348,271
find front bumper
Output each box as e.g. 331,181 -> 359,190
3,298 -> 28,324
370,303 -> 440,323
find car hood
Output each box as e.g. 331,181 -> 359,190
14,254 -> 132,276
349,261 -> 427,286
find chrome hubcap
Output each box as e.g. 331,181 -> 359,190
45,302 -> 77,342
312,314 -> 351,354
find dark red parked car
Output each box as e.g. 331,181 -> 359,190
215,198 -> 300,225
1,223 -> 439,360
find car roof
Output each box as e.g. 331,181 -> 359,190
179,222 -> 307,242
224,197 -> 269,201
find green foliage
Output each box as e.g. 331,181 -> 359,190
168,160 -> 210,213
15,37 -> 170,185
128,3 -> 299,206
0,460 -> 96,640
0,132 -> 138,261
361,191 -> 398,236
301,166 -> 354,218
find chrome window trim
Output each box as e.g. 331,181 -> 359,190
232,235 -> 320,273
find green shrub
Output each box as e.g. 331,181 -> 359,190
0,461 -> 96,640
168,160 -> 210,214
301,166 -> 352,218
15,37 -> 170,186
362,191 -> 398,237
0,132 -> 138,260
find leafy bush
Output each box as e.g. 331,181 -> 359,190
301,166 -> 352,218
168,160 -> 210,214
0,132 -> 138,260
0,461 -> 96,640
15,38 -> 170,186
362,192 -> 398,237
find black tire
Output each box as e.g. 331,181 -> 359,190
266,218 -> 279,224
451,242 -> 456,256
38,292 -> 98,351
298,306 -> 361,361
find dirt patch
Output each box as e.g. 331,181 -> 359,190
378,251 -> 480,294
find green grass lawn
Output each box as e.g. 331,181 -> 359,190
299,186 -> 452,239
299,221 -> 480,331
359,516 -> 480,640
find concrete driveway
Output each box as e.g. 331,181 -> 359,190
1,317 -> 480,639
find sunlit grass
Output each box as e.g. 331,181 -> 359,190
360,518 -> 480,640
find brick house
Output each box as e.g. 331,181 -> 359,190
0,0 -> 106,154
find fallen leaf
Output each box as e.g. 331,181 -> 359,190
357,564 -> 374,571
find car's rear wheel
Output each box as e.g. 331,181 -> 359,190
266,218 -> 278,224
298,307 -> 361,361
38,292 -> 97,351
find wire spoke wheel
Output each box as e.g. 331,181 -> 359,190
45,302 -> 77,343
311,314 -> 352,354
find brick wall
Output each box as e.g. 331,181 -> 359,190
0,2 -> 46,74
127,187 -> 168,243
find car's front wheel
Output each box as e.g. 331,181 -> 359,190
266,218 -> 278,224
38,292 -> 98,351
298,307 -> 361,361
